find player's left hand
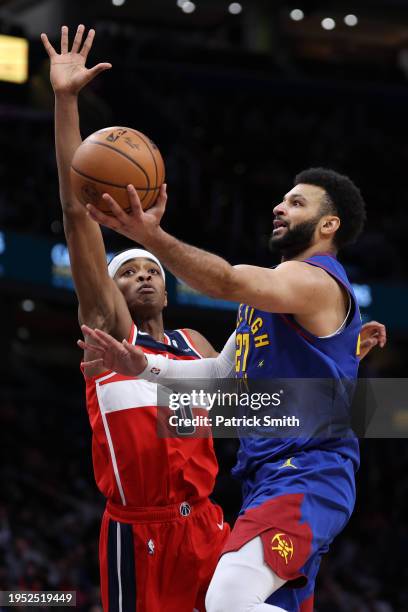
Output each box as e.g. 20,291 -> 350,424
359,320 -> 387,360
86,183 -> 168,247
78,324 -> 148,376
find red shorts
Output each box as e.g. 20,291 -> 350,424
99,497 -> 230,612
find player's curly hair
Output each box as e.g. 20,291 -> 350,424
294,167 -> 366,249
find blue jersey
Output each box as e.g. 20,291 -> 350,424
233,254 -> 361,480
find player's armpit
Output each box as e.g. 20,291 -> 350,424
228,260 -> 332,314
183,329 -> 219,358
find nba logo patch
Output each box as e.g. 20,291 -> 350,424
179,502 -> 191,517
147,539 -> 155,555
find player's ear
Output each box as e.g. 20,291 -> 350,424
321,215 -> 340,237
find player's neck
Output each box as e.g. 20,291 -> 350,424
136,315 -> 166,343
281,241 -> 337,262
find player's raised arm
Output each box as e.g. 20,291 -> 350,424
79,325 -> 236,379
42,25 -> 131,336
84,185 -> 333,314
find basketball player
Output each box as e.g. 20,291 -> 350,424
84,168 -> 385,611
41,25 -> 229,612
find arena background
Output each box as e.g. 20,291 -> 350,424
0,0 -> 407,610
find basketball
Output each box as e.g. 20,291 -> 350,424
70,126 -> 165,214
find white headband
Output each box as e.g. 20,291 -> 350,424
108,249 -> 166,282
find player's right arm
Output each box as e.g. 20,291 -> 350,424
78,325 -> 236,379
42,25 -> 131,336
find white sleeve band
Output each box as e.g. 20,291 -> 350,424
141,332 -> 236,381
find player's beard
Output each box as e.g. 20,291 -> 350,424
269,216 -> 320,259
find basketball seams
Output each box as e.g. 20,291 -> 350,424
133,130 -> 158,187
87,139 -> 152,189
71,166 -> 156,198
72,127 -> 163,212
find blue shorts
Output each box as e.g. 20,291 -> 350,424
223,449 -> 356,612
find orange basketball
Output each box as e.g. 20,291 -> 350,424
70,126 -> 165,214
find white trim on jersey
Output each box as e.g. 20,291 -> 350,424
97,379 -> 159,414
176,329 -> 203,358
130,323 -> 138,345
97,382 -> 127,506
95,371 -> 117,384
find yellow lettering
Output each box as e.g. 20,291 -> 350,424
254,334 -> 270,348
251,317 -> 263,334
356,334 -> 361,356
236,333 -> 250,373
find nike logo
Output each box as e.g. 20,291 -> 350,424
217,521 -> 224,530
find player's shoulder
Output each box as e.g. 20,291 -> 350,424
181,329 -> 218,358
276,259 -> 334,286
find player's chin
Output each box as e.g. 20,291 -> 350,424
133,294 -> 158,306
269,233 -> 286,251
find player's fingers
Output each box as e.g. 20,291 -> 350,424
86,203 -> 119,230
77,339 -> 105,354
81,358 -> 104,368
379,331 -> 387,348
126,185 -> 144,218
93,329 -> 124,351
377,324 -> 386,346
81,325 -> 111,349
80,28 -> 95,58
102,193 -> 131,223
360,338 -> 377,350
86,63 -> 112,82
71,24 -> 85,53
61,25 -> 69,54
122,340 -> 140,354
149,183 -> 167,218
40,33 -> 56,57
122,341 -> 148,366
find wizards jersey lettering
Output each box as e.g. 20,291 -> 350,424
233,254 -> 361,479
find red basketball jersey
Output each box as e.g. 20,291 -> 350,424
83,323 -> 218,507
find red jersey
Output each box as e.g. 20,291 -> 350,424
83,323 -> 218,507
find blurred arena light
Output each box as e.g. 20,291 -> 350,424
321,17 -> 336,30
228,3 -> 242,15
21,299 -> 35,312
112,0 -> 126,5
344,14 -> 358,27
290,9 -> 304,21
180,1 -> 196,13
0,34 -> 28,84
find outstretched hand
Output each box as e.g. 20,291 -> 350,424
359,320 -> 387,360
41,24 -> 112,96
79,325 -> 148,376
86,183 -> 168,245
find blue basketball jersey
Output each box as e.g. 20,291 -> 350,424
233,254 -> 361,480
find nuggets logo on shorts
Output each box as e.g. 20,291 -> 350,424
271,532 -> 294,565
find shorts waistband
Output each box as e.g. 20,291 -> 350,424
106,497 -> 208,524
